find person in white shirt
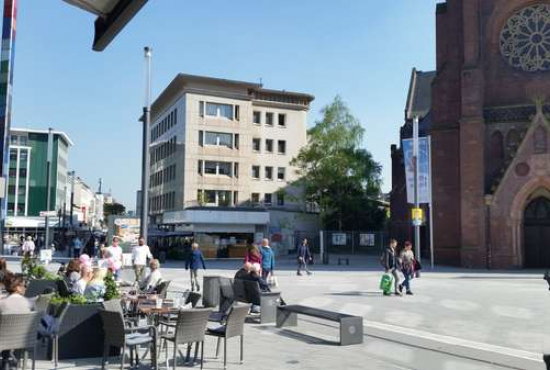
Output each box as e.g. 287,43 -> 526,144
105,237 -> 123,280
74,265 -> 93,295
21,236 -> 35,257
0,275 -> 34,314
139,259 -> 163,293
132,237 -> 152,283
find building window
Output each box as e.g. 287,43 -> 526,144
234,134 -> 240,149
264,193 -> 272,205
9,150 -> 16,161
200,189 -> 232,206
8,185 -> 15,195
233,191 -> 239,205
277,140 -> 286,154
10,136 -> 18,145
205,102 -> 233,119
265,139 -> 273,153
265,112 -> 274,126
252,165 -> 260,179
234,105 -> 240,121
277,167 -> 286,181
277,192 -> 285,206
199,101 -> 205,117
205,161 -> 217,175
19,150 -> 28,162
252,138 -> 261,152
199,131 -> 204,146
278,114 -> 286,127
19,168 -> 27,178
7,203 -> 14,213
205,131 -> 233,148
233,162 -> 239,178
265,166 -> 273,180
8,168 -> 16,178
218,162 -> 231,176
204,161 -> 232,176
253,111 -> 261,124
204,190 -> 216,204
251,193 -> 260,204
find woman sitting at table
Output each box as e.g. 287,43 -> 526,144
139,259 -> 163,293
84,268 -> 107,302
74,265 -> 93,295
64,259 -> 81,293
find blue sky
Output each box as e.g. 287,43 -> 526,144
13,0 -> 438,209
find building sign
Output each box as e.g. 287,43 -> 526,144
402,136 -> 431,204
359,233 -> 375,247
412,207 -> 424,226
332,233 -> 347,246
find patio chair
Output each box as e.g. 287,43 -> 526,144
0,312 -> 41,370
24,280 -> 58,298
41,302 -> 70,369
99,307 -> 157,370
210,277 -> 234,323
55,279 -> 72,297
159,308 -> 213,370
34,292 -> 55,313
155,280 -> 171,300
206,304 -> 249,370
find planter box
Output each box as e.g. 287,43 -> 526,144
50,303 -> 119,360
25,279 -> 58,298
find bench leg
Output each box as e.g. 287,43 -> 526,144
339,317 -> 363,346
260,294 -> 280,324
276,310 -> 298,328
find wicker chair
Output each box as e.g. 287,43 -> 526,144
99,307 -> 157,370
206,304 -> 249,370
0,312 -> 41,370
159,308 -> 213,370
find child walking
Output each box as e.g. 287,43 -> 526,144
185,243 -> 206,291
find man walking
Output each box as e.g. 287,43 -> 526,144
381,239 -> 402,296
132,237 -> 152,283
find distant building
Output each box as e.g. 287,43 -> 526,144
69,174 -> 104,229
146,73 -> 320,257
5,128 -> 72,234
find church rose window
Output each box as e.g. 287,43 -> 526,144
500,4 -> 550,72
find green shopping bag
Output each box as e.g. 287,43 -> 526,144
379,273 -> 393,295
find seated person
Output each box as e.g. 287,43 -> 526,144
139,259 -> 163,293
64,259 -> 81,293
74,265 -> 93,295
84,268 -> 107,302
234,263 -> 271,292
0,274 -> 34,313
0,275 -> 33,370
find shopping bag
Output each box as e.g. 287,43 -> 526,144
379,273 -> 393,294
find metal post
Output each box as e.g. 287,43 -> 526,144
428,135 -> 434,269
70,171 -> 75,227
319,230 -> 324,264
44,128 -> 53,247
140,46 -> 152,242
413,117 -> 421,262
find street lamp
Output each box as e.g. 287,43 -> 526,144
140,46 -> 152,241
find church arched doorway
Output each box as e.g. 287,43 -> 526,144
524,197 -> 550,268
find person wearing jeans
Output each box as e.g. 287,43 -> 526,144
297,238 -> 313,276
185,243 -> 206,291
382,239 -> 402,296
399,241 -> 415,295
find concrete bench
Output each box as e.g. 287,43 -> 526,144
337,257 -> 350,265
276,304 -> 363,345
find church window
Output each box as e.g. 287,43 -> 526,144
534,126 -> 548,154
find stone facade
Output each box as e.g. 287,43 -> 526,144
392,0 -> 550,268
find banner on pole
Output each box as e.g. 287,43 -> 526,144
402,136 -> 431,204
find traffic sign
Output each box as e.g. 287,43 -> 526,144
39,211 -> 57,217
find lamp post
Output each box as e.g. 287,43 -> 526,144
44,128 -> 54,247
140,46 -> 152,241
413,116 -> 421,262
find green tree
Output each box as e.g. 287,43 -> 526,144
104,202 -> 126,218
291,96 -> 385,230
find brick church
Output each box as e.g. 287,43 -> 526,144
390,0 -> 550,269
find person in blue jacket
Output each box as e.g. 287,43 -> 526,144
259,238 -> 275,280
185,243 -> 206,291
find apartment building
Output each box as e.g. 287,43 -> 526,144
148,74 -> 320,257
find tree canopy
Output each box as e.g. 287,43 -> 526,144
291,96 -> 386,230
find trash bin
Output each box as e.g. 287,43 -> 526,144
202,275 -> 221,307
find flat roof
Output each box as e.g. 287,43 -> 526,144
11,127 -> 74,146
150,73 -> 315,119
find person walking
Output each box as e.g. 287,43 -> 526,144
21,236 -> 36,257
72,236 -> 83,258
185,243 -> 206,291
132,237 -> 152,283
259,238 -> 275,281
399,241 -> 415,295
382,239 -> 402,296
105,237 -> 123,281
297,238 -> 313,276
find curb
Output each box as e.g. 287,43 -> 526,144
364,321 -> 545,370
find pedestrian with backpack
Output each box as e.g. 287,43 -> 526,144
380,239 -> 402,296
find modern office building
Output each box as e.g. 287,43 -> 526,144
148,74 -> 320,257
5,128 -> 73,232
